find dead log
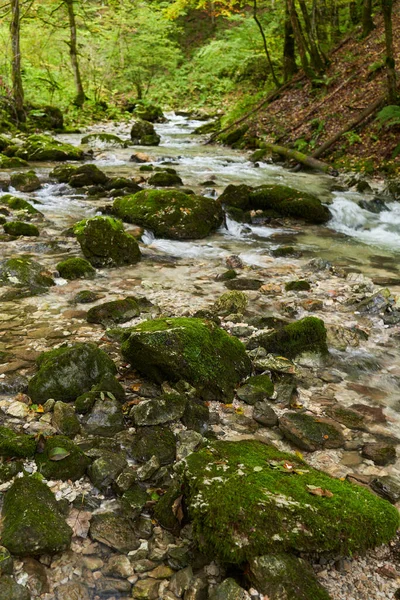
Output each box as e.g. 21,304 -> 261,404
263,143 -> 339,176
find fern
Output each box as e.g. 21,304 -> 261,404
376,105 -> 400,128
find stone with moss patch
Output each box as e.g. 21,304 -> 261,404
237,374 -> 274,405
325,405 -> 365,430
218,184 -> 252,210
0,256 -> 54,297
130,392 -> 187,427
74,216 -> 141,267
84,396 -> 124,437
362,443 -> 397,466
181,439 -> 399,563
56,257 -> 95,280
49,164 -> 78,183
87,297 -> 140,326
15,134 -> 84,161
279,412 -> 345,451
81,133 -> 128,147
35,435 -> 90,480
68,164 -> 109,188
114,190 -> 223,240
130,426 -> 176,465
28,342 -> 117,403
255,316 -> 328,359
2,475 -> 72,556
121,317 -> 251,401
72,290 -> 103,304
3,221 -> 39,237
133,103 -> 165,123
249,185 -> 330,224
0,426 -> 36,458
213,290 -> 247,316
285,280 -> 311,292
0,155 -> 28,168
148,171 -> 183,187
90,513 -> 140,552
0,195 -> 40,214
52,401 -> 81,437
10,170 -> 41,192
121,485 -> 148,519
130,120 -> 160,146
248,554 -> 331,600
0,575 -> 31,600
87,450 -> 127,491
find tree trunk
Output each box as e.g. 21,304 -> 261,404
264,142 -> 339,175
298,0 -> 326,73
10,0 -> 25,122
287,0 -> 313,78
381,0 -> 397,103
65,0 -> 85,107
283,0 -> 298,81
361,0 -> 374,36
253,0 -> 280,87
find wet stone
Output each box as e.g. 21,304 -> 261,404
0,576 -> 30,600
84,396 -> 124,436
370,475 -> 400,504
55,582 -> 90,600
279,412 -> 345,452
90,513 -> 140,553
362,442 -> 397,466
325,405 -> 366,430
253,401 -> 279,427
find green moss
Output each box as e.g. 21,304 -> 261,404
182,440 -> 399,563
14,134 -> 84,161
72,290 -> 101,304
0,256 -> 54,295
10,170 -> 41,192
56,257 -> 95,280
121,317 -> 252,401
132,103 -> 165,123
0,154 -> 28,168
35,435 -> 91,481
249,185 -> 331,224
0,195 -> 40,214
219,125 -> 249,146
148,171 -> 183,187
139,165 -> 154,172
213,290 -> 248,316
121,485 -> 148,519
237,374 -> 274,405
285,280 -> 311,292
0,426 -> 36,458
3,221 -> 39,236
259,316 -> 328,358
130,120 -> 160,146
218,184 -> 252,210
73,216 -> 141,267
2,475 -> 72,556
153,481 -> 182,532
279,412 -> 345,451
130,426 -> 176,465
271,246 -> 302,258
68,164 -> 109,188
114,190 -> 223,240
87,297 -> 140,326
49,164 -> 78,183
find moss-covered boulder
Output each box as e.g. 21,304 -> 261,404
28,342 -> 117,403
249,185 -> 331,224
130,120 -> 160,146
218,184 -> 252,210
255,317 -> 328,359
213,290 -> 248,316
28,105 -> 64,130
2,476 -> 72,556
86,297 -> 140,326
15,134 -> 84,161
81,133 -> 128,147
130,426 -> 176,465
52,401 -> 81,437
74,216 -> 141,267
236,374 -> 274,405
49,164 -> 78,183
279,412 -> 345,451
0,195 -> 40,214
3,222 -> 39,237
121,317 -> 252,401
56,257 -> 95,280
35,435 -> 90,480
113,190 -> 223,240
0,426 -> 36,458
182,440 -> 399,563
10,170 -> 41,192
68,164 -> 109,188
0,155 -> 28,168
148,171 -> 183,187
0,257 -> 54,297
132,103 -> 165,123
248,554 -> 331,600
130,392 -> 187,427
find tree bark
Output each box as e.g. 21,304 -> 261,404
298,0 -> 326,73
361,0 -> 375,37
283,0 -> 298,81
381,0 -> 397,104
264,143 -> 339,175
253,0 -> 280,88
65,0 -> 85,107
10,0 -> 25,122
287,0 -> 313,78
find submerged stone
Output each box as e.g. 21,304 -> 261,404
121,317 -> 251,401
74,216 -> 141,267
56,257 -> 95,280
28,342 -> 117,403
2,476 -> 72,556
114,189 -> 223,240
182,440 -> 399,563
3,221 -> 39,237
0,256 -> 54,296
279,412 -> 345,451
86,297 -> 140,326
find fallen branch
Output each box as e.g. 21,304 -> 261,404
263,143 -> 339,176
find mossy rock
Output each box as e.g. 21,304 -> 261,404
56,257 -> 95,280
28,342 -> 117,403
130,120 -> 160,146
285,280 -> 311,292
0,195 -> 40,214
193,119 -> 221,135
49,164 -> 78,183
257,316 -> 328,359
148,171 -> 183,187
325,405 -> 365,430
248,554 -> 332,600
218,184 -> 252,210
74,216 -> 141,268
52,401 -> 81,437
0,256 -> 54,296
249,185 -> 331,224
121,317 -> 251,401
219,125 -> 249,147
225,278 -> 263,291
15,134 -> 84,161
35,435 -> 90,480
0,155 -> 28,168
0,575 -> 31,600
10,170 -> 41,192
87,449 -> 127,492
28,105 -> 64,130
114,190 -> 223,240
213,290 -> 248,316
86,297 -> 140,326
75,373 -> 125,414
210,579 -> 249,600
0,426 -> 36,458
182,440 -> 399,563
236,374 -> 274,405
279,412 -> 345,451
104,177 -> 141,193
130,426 -> 176,465
83,396 -> 125,437
272,246 -> 302,258
121,485 -> 148,519
0,135 -> 13,152
3,221 -> 39,237
72,290 -> 103,304
132,103 -> 165,123
68,164 -> 109,188
81,133 -> 128,147
130,392 -> 187,427
2,475 -> 72,556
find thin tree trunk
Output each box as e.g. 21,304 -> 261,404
264,142 -> 339,175
287,0 -> 313,77
298,0 -> 326,73
361,0 -> 374,36
381,0 -> 397,103
65,0 -> 85,107
283,0 -> 298,81
253,0 -> 280,87
10,0 -> 24,121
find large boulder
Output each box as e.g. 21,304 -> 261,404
121,317 -> 251,401
130,120 -> 160,146
28,342 -> 117,403
15,134 -> 84,161
74,216 -> 141,267
2,476 -> 72,556
113,190 -> 223,240
0,256 -> 54,298
252,316 -> 328,358
181,440 -> 399,563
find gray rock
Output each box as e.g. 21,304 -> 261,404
177,430 -> 204,460
90,513 -> 140,552
0,576 -> 30,600
87,450 -> 127,491
52,401 -> 81,437
371,475 -> 400,503
209,578 -> 249,600
130,392 -> 187,426
55,582 -> 90,600
183,576 -> 208,600
169,567 -> 194,597
84,396 -> 124,436
253,401 -> 278,427
362,442 -> 397,466
130,426 -> 176,465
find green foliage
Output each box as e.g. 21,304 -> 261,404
376,105 -> 400,128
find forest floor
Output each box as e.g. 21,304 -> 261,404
244,2 -> 400,176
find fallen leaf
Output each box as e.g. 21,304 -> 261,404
307,484 -> 333,498
48,447 -> 70,461
172,495 -> 184,524
66,508 -> 92,538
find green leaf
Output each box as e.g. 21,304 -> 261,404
48,447 -> 71,461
